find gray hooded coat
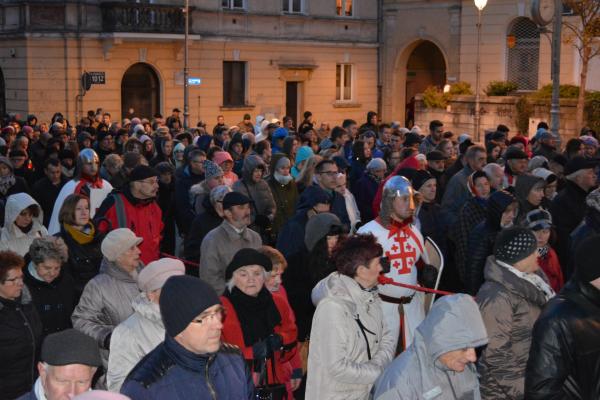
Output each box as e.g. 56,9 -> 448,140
232,155 -> 276,221
372,294 -> 489,400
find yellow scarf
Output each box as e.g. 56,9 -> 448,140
64,223 -> 96,245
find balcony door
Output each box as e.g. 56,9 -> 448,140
121,63 -> 160,120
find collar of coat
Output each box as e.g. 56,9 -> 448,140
483,257 -> 549,306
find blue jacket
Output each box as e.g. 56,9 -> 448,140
121,336 -> 253,400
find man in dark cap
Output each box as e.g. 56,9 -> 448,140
17,329 -> 102,400
503,145 -> 529,188
199,191 -> 262,294
121,275 -> 253,399
94,165 -> 164,264
237,113 -> 254,133
526,234 -> 600,399
550,155 -> 599,274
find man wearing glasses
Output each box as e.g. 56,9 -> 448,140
95,165 -> 164,264
121,275 -> 253,399
419,120 -> 444,155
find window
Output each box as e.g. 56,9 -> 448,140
283,0 -> 303,13
222,0 -> 244,10
223,61 -> 247,106
336,0 -> 352,16
336,64 -> 353,101
506,18 -> 540,91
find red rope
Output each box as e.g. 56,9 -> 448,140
377,275 -> 457,297
160,253 -> 200,268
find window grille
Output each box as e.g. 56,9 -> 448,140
507,17 -> 540,91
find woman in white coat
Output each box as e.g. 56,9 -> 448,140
0,193 -> 47,256
106,258 -> 185,392
306,234 -> 395,400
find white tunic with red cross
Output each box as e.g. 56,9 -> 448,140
358,218 -> 428,299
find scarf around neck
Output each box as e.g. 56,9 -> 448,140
64,222 -> 96,245
224,286 -> 282,347
497,259 -> 555,302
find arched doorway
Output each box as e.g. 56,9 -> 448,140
0,68 -> 5,118
405,41 -> 446,127
121,63 -> 160,120
507,17 -> 540,91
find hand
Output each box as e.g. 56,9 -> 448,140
290,378 -> 302,391
417,263 -> 439,289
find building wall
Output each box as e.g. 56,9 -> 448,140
19,36 -> 377,126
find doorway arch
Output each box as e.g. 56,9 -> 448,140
121,63 -> 160,120
392,40 -> 447,127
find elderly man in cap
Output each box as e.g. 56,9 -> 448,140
199,191 -> 262,294
49,149 -> 113,234
502,145 -> 529,188
17,329 -> 102,400
121,275 -> 253,399
107,258 -> 185,392
94,165 -> 163,264
72,228 -> 143,374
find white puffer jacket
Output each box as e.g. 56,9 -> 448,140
306,273 -> 395,400
107,292 -> 164,392
0,193 -> 47,256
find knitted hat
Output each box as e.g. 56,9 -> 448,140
41,329 -> 101,367
101,228 -> 143,262
493,227 -> 538,265
129,165 -> 159,182
225,248 -> 273,280
160,275 -> 221,337
366,158 -> 387,172
412,169 -> 434,191
304,212 -> 343,252
203,160 -> 224,181
137,258 -> 185,292
525,209 -> 552,231
275,156 -> 291,171
581,135 -> 599,147
573,234 -> 600,283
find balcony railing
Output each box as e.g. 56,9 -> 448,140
100,2 -> 189,34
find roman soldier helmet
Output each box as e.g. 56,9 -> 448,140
75,148 -> 100,179
379,175 -> 417,227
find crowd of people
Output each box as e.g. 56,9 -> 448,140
0,107 -> 599,400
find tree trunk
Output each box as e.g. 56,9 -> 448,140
576,46 -> 591,133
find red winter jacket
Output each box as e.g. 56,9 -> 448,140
220,292 -> 298,388
538,247 -> 564,292
94,189 -> 163,265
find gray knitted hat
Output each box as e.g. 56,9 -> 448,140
203,160 -> 224,181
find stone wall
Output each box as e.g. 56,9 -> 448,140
414,94 -> 580,143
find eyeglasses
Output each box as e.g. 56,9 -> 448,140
192,307 -> 225,325
3,276 -> 24,285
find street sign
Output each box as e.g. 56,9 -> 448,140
89,72 -> 106,84
188,77 -> 202,86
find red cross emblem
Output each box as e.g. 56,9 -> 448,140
384,231 -> 416,275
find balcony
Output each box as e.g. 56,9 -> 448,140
100,2 -> 190,34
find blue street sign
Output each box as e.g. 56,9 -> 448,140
188,78 -> 202,86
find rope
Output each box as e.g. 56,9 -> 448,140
377,276 -> 457,297
160,253 -> 200,268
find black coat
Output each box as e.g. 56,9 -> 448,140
30,176 -> 67,227
0,289 -> 43,400
455,197 -> 487,284
157,180 -> 176,255
174,166 -> 204,236
55,227 -> 104,301
525,279 -> 600,399
183,196 -> 223,268
23,265 -> 76,337
550,181 -> 590,276
417,201 -> 447,255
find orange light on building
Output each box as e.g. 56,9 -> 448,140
507,35 -> 516,49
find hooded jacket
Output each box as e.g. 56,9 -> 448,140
514,174 -> 545,224
372,294 -> 489,399
291,146 -> 314,179
71,258 -> 141,366
232,155 -> 276,222
268,154 -> 298,235
0,193 -> 48,256
305,273 -> 395,400
476,257 -> 550,399
107,292 -> 165,392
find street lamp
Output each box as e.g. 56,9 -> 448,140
183,0 -> 189,130
474,0 -> 487,142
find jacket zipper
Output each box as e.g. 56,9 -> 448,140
18,306 -> 36,388
205,355 -> 217,400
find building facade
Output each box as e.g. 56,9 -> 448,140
0,0 -> 378,127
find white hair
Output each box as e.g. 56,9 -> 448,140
225,268 -> 270,292
483,163 -> 503,176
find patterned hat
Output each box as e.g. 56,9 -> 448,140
494,227 -> 538,265
203,160 -> 223,181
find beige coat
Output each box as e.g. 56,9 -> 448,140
306,273 -> 395,400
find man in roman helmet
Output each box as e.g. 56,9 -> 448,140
358,175 -> 433,350
48,149 -> 113,234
